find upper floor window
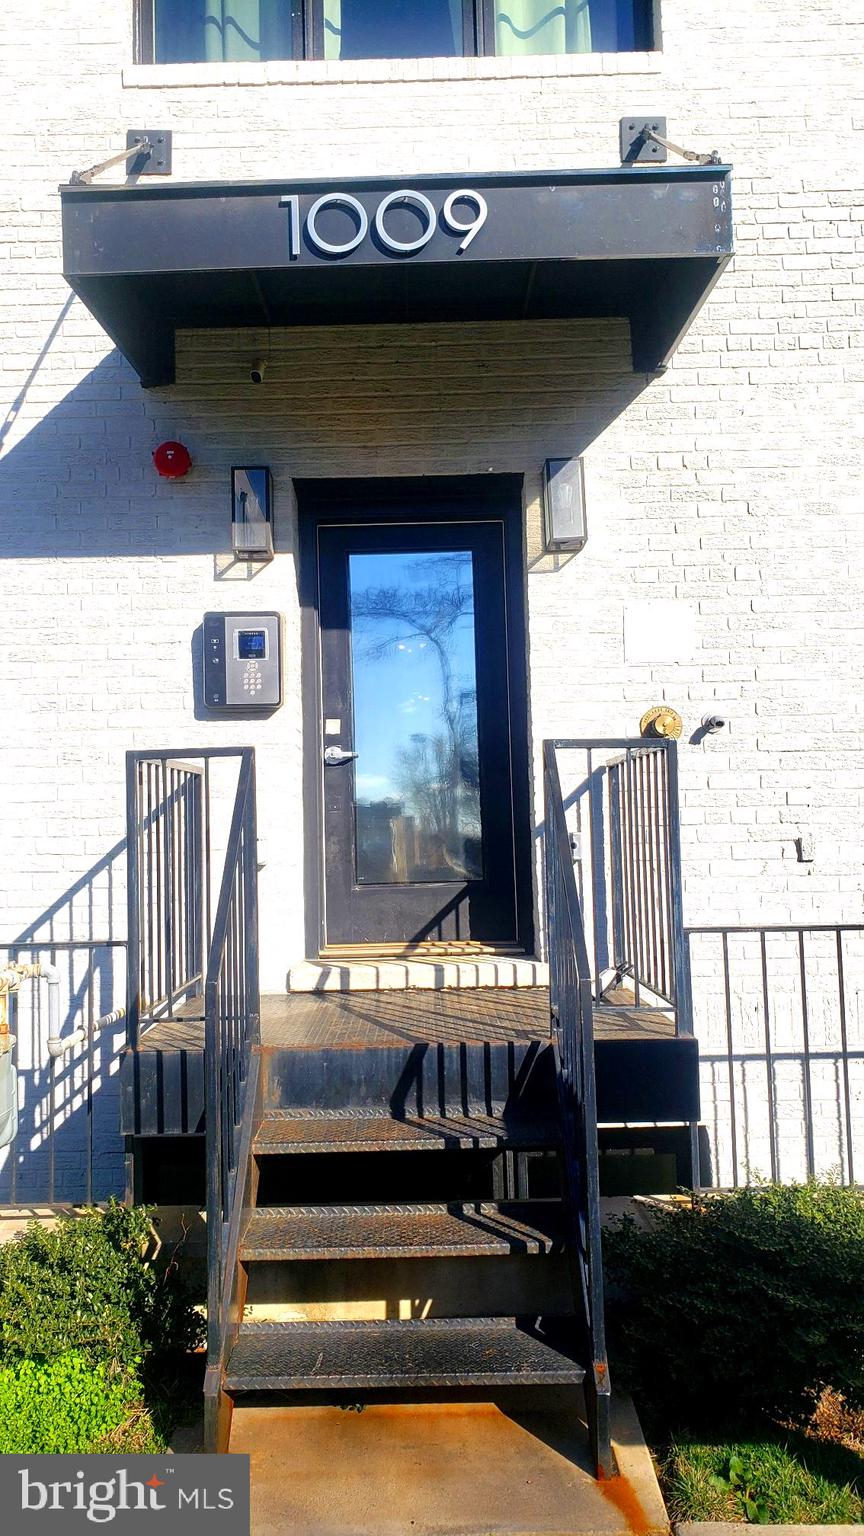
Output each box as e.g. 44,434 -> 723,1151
139,1 -> 653,63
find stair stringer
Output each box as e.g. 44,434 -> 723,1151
204,1049 -> 263,1453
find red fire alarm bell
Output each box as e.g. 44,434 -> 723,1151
153,441 -> 192,478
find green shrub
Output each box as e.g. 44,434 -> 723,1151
0,1352 -> 160,1454
0,1201 -> 203,1370
603,1182 -> 864,1426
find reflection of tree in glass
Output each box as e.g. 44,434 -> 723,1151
352,555 -> 482,878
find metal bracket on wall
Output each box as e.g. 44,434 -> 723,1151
68,130 -> 172,186
126,129 -> 172,177
620,117 -> 668,164
620,117 -> 722,168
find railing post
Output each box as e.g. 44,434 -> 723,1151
201,747 -> 260,1409
125,753 -> 141,1050
608,762 -> 624,977
204,972 -> 222,1364
543,746 -> 558,1019
664,742 -> 694,1035
543,741 -> 613,1479
244,753 -> 261,1047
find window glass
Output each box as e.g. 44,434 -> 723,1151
152,0 -> 296,63
494,0 -> 641,55
349,550 -> 483,885
147,0 -> 649,65
323,0 -> 463,61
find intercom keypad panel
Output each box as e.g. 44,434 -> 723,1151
203,611 -> 282,710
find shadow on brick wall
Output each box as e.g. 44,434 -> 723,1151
1,844 -> 127,1206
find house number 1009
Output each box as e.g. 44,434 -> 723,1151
279,189 -> 488,258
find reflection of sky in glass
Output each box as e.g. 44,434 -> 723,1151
323,0 -> 461,60
349,551 -> 483,884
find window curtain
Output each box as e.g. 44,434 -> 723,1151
323,1 -> 464,62
205,1 -> 258,61
323,0 -> 341,60
495,0 -> 592,55
203,1 -> 281,62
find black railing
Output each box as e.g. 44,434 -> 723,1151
0,940 -> 127,1206
126,754 -> 207,1045
202,750 -> 260,1443
551,738 -> 692,1033
688,924 -> 864,1189
608,743 -> 687,1012
543,741 -> 611,1479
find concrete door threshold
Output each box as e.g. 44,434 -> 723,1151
228,1388 -> 669,1536
288,955 -> 548,992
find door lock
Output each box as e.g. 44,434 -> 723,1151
323,746 -> 358,765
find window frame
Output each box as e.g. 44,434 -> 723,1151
135,0 -> 653,66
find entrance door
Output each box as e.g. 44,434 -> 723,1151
309,490 -> 527,949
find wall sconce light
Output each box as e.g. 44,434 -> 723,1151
543,457 -> 587,553
231,466 -> 274,561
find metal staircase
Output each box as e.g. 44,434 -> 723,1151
124,737 -> 697,1482
203,1023 -> 606,1469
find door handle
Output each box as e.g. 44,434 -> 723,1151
323,746 -> 358,765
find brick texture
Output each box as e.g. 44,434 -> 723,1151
1,0 -> 863,1185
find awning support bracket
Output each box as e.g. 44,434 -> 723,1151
620,117 -> 722,167
69,130 -> 172,187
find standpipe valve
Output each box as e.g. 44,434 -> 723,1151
0,962 -> 126,1152
0,964 -> 43,1048
0,965 -> 43,1151
0,962 -> 124,1060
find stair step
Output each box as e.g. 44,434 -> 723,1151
224,1317 -> 585,1391
253,1109 -> 560,1155
241,1201 -> 568,1261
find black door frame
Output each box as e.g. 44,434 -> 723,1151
297,475 -> 534,957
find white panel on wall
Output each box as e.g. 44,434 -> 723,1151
623,601 -> 697,665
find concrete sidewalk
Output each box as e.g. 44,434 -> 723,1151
230,1388 -> 669,1535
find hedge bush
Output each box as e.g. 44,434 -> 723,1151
0,1201 -> 203,1370
0,1352 -> 159,1454
603,1182 -> 864,1427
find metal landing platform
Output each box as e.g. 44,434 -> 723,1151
137,986 -> 675,1051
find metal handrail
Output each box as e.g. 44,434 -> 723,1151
543,741 -> 611,1479
126,752 -> 206,1048
203,749 -> 260,1368
549,737 -> 692,1034
125,745 -> 261,1050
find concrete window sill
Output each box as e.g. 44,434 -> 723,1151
122,52 -> 662,89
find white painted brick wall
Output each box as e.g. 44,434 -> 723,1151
1,0 -> 863,1189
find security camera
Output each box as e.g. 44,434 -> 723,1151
249,358 -> 267,385
702,714 -> 727,733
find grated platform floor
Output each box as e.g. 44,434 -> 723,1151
241,1200 -> 568,1260
136,985 -> 675,1051
225,1316 -> 586,1392
253,1109 -> 561,1155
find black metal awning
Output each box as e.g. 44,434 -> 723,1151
60,165 -> 732,387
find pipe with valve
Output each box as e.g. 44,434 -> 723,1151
0,961 -> 127,1150
1,961 -> 125,1056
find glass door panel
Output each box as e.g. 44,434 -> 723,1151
349,550 -> 483,885
314,507 -> 525,948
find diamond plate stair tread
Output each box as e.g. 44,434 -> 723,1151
253,1110 -> 560,1154
224,1317 -> 585,1391
241,1201 -> 568,1260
